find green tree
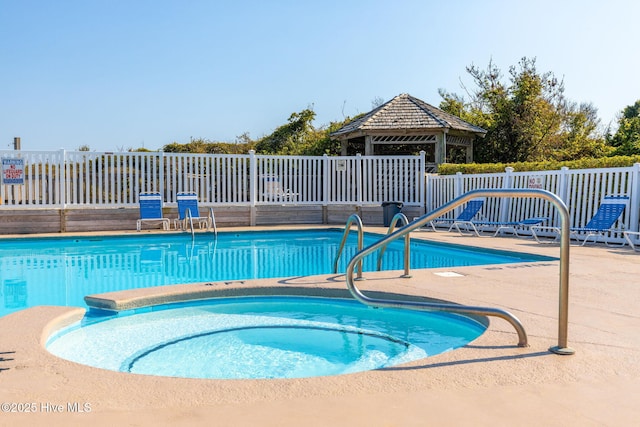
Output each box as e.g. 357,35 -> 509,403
439,57 -> 606,163
162,136 -> 254,154
557,102 -> 612,160
608,100 -> 640,155
300,120 -> 347,156
254,109 -> 318,155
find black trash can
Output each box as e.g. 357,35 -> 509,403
382,201 -> 403,226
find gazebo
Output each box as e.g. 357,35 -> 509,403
330,93 -> 487,170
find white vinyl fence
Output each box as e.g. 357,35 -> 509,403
426,164 -> 640,243
2,149 -> 639,242
0,150 -> 426,208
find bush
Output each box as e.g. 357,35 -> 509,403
437,155 -> 640,175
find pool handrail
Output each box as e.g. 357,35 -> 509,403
333,214 -> 364,280
345,188 -> 574,355
184,208 -> 195,241
209,207 -> 218,238
184,207 -> 217,239
376,212 -> 411,277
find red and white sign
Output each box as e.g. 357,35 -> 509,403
2,158 -> 25,185
527,176 -> 544,189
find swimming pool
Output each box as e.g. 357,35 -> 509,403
0,229 -> 555,317
47,296 -> 487,379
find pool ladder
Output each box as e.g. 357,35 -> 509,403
184,207 -> 218,242
182,208 -> 218,262
333,214 -> 364,280
333,212 -> 412,279
377,212 -> 411,277
343,188 -> 574,355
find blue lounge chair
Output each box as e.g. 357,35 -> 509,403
136,193 -> 170,231
474,217 -> 548,237
531,195 -> 629,245
425,199 -> 486,235
176,192 -> 212,230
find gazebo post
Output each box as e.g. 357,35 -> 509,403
435,133 -> 445,165
340,140 -> 348,156
364,136 -> 374,155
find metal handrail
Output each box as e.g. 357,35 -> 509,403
377,212 -> 411,277
345,188 -> 574,354
333,214 -> 364,280
208,207 -> 218,238
184,208 -> 195,241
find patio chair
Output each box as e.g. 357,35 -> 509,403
176,192 -> 212,230
474,217 -> 548,237
136,193 -> 170,231
531,195 -> 629,245
424,199 -> 486,236
262,175 -> 298,201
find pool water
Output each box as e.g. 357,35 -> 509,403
0,229 -> 555,316
47,296 -> 487,379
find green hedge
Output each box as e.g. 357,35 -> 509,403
437,155 -> 640,175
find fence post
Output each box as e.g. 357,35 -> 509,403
499,167 -> 514,222
558,166 -> 570,204
159,151 -> 165,202
629,163 -> 640,233
323,154 -> 329,207
419,151 -> 426,214
59,149 -> 66,209
454,171 -> 463,198
356,153 -> 362,207
249,150 -> 256,226
453,171 -> 464,216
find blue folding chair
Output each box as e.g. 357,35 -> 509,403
532,195 -> 628,245
136,193 -> 170,231
176,192 -> 212,230
473,217 -> 548,237
428,199 -> 485,235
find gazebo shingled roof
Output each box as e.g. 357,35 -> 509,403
330,93 -> 486,166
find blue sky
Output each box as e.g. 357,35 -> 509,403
1,0 -> 638,152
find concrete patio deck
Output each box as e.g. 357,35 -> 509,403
0,227 -> 638,426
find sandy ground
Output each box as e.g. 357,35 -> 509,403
0,227 -> 639,426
